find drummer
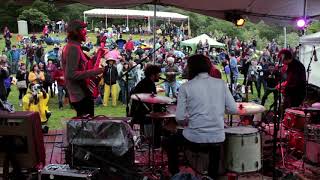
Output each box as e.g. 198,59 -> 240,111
130,64 -> 162,144
164,54 -> 237,178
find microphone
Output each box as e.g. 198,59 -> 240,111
313,46 -> 318,62
159,77 -> 169,81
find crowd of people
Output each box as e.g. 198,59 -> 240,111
0,21 -> 301,118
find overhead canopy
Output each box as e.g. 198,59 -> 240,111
84,9 -> 188,21
180,34 -> 225,53
8,0 -> 320,25
299,32 -> 320,87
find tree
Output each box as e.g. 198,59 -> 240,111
18,8 -> 49,31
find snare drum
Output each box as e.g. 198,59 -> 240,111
224,127 -> 261,173
283,108 -> 308,130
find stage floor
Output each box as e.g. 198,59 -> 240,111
44,129 -> 320,179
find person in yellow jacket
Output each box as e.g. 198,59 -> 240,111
22,83 -> 51,123
28,64 -> 45,84
103,57 -> 118,106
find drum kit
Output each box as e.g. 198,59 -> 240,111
131,93 -> 268,174
131,92 -> 320,175
281,106 -> 320,166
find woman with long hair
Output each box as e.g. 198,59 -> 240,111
28,64 -> 45,84
119,61 -> 134,104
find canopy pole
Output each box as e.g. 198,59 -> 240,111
188,17 -> 191,36
153,3 -> 157,64
127,15 -> 129,28
302,0 -> 307,35
148,17 -> 151,33
105,14 -> 108,30
83,13 -> 86,23
92,19 -> 94,32
284,27 -> 287,48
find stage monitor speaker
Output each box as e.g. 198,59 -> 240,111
65,117 -> 134,170
0,111 -> 45,169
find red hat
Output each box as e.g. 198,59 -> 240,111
67,20 -> 87,32
278,48 -> 292,60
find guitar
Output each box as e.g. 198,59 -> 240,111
83,47 -> 107,98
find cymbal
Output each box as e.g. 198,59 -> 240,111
312,102 -> 320,109
232,102 -> 266,115
146,112 -> 175,119
298,107 -> 320,112
131,93 -> 173,104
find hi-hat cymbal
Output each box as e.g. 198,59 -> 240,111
230,102 -> 266,115
131,93 -> 173,104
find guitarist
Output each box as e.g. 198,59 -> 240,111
62,20 -> 104,117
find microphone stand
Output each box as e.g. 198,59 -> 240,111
121,44 -> 164,117
306,46 -> 316,99
272,59 -> 283,180
226,56 -> 234,126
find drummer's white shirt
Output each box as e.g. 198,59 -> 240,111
176,73 -> 237,143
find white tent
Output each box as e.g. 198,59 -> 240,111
299,32 -> 320,87
180,34 -> 225,53
83,8 -> 189,32
84,9 -> 188,20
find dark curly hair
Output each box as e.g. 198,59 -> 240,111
144,64 -> 161,78
187,54 -> 211,80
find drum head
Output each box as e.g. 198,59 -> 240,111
225,126 -> 258,135
286,108 -> 305,116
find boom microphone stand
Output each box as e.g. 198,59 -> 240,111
305,46 -> 317,99
121,44 -> 164,117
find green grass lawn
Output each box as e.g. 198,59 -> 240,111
6,87 -> 126,129
2,32 -> 274,129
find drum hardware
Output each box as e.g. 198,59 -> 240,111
145,110 -> 176,170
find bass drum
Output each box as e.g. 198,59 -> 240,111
224,127 -> 261,173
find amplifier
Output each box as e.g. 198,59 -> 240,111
66,117 -> 135,170
39,164 -> 99,180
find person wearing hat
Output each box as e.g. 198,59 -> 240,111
62,20 -> 105,117
103,57 -> 118,106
